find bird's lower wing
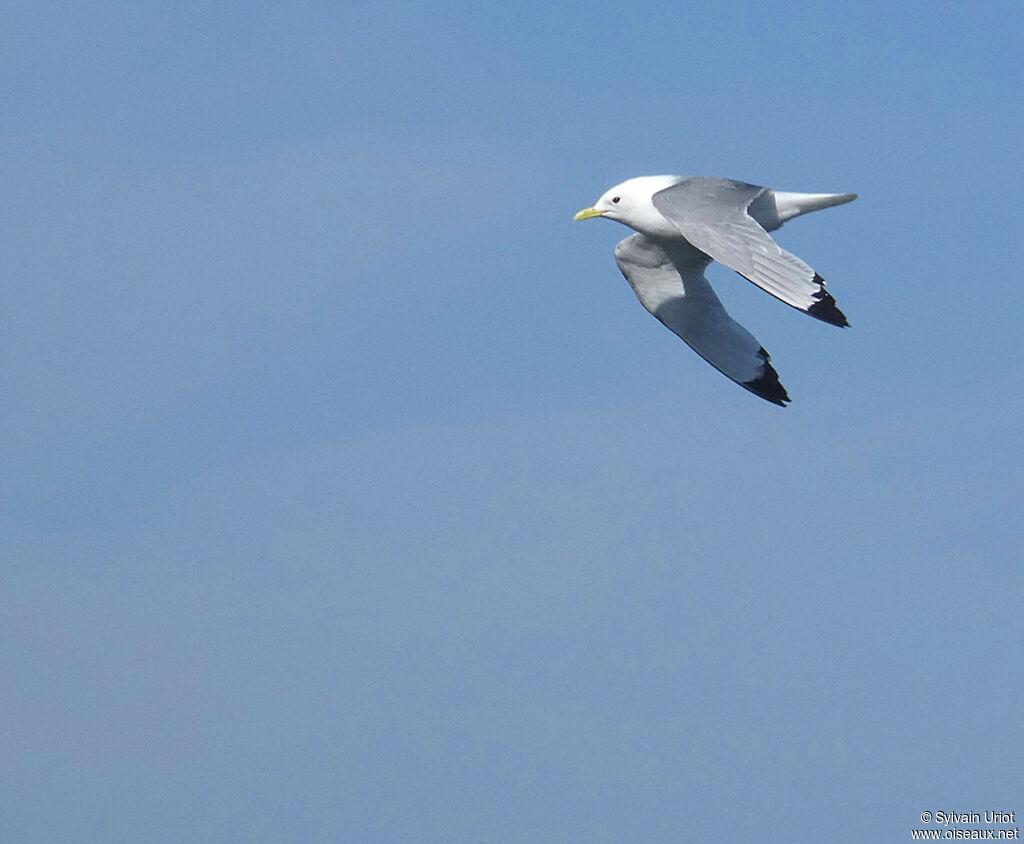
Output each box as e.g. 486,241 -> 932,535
614,233 -> 790,406
651,178 -> 848,327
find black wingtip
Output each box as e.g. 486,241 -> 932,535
744,348 -> 791,406
808,274 -> 849,327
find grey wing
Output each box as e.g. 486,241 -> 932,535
651,177 -> 848,327
614,233 -> 790,406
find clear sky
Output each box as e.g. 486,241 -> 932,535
3,1 -> 1023,841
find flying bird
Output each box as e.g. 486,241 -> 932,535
574,175 -> 856,405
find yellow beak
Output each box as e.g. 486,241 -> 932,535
573,206 -> 605,222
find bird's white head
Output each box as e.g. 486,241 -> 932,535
573,174 -> 684,238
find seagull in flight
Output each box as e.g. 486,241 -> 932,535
574,175 -> 856,405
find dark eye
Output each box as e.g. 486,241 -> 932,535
611,196 -> 621,203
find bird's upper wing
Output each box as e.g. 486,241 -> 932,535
651,177 -> 848,327
614,232 -> 790,406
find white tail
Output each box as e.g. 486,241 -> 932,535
750,190 -> 857,232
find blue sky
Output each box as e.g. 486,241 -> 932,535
3,1 -> 1023,841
